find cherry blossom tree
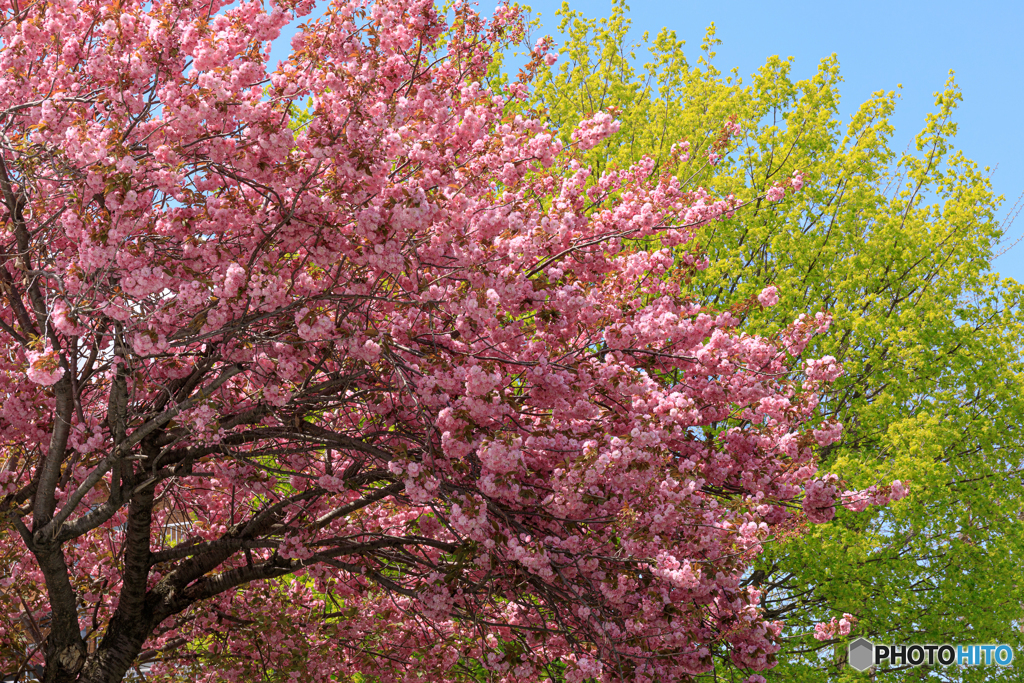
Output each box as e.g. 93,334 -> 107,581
0,0 -> 903,681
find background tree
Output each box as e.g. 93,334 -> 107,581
519,2 -> 1024,680
0,0 -> 901,681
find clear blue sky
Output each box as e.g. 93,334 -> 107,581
272,0 -> 1024,282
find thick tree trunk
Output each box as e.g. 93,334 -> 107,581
35,548 -> 87,683
77,619 -> 152,683
34,429 -> 162,683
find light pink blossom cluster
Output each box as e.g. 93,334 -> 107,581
813,613 -> 857,641
842,480 -> 910,512
803,474 -> 841,523
805,474 -> 910,522
765,171 -> 804,203
758,285 -> 780,307
25,344 -> 65,385
783,312 -> 833,356
571,111 -> 621,150
765,184 -> 786,202
532,36 -> 558,66
51,300 -> 88,336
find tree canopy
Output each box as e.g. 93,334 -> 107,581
518,2 -> 1024,679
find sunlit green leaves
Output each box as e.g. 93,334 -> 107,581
516,3 -> 1024,680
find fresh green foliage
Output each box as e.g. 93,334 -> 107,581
520,3 -> 1024,680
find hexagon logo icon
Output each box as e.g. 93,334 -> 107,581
848,638 -> 875,671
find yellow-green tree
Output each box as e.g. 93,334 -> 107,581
513,2 -> 1024,680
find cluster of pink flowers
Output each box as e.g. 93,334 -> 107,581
764,171 -> 804,202
278,534 -> 314,561
782,311 -> 833,356
803,474 -> 841,523
51,300 -> 88,336
813,613 -> 857,641
571,111 -> 622,150
0,471 -> 17,495
842,480 -> 910,512
132,330 -> 170,356
758,285 -> 780,307
532,36 -> 558,66
805,474 -> 911,522
25,344 -> 65,386
805,355 -> 843,382
69,419 -> 105,455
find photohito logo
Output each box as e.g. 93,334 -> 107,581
847,638 -> 1014,672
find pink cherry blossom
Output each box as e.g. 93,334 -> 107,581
572,111 -> 621,150
26,344 -> 65,385
842,480 -> 911,512
758,285 -> 780,307
813,613 -> 858,641
804,474 -> 840,523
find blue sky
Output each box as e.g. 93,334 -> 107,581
272,0 -> 1024,282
